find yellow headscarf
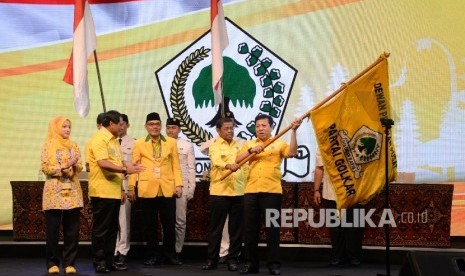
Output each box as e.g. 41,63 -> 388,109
45,116 -> 73,150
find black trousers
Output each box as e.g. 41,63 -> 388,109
91,197 -> 121,267
243,193 -> 282,266
138,197 -> 176,259
206,195 -> 244,261
325,200 -> 363,262
45,208 -> 81,269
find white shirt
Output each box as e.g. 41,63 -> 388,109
120,134 -> 134,192
176,137 -> 196,197
315,149 -> 336,201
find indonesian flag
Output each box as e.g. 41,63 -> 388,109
63,0 -> 97,118
211,0 -> 229,106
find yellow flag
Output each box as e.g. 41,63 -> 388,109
310,56 -> 397,211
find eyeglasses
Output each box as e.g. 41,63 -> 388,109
146,122 -> 161,127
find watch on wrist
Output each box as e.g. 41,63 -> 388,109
248,148 -> 253,154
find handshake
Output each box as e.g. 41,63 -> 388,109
123,162 -> 145,174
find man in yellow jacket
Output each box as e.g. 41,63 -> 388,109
128,112 -> 183,265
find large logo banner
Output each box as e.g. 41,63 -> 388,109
156,19 -> 297,174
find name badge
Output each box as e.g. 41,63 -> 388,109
152,167 -> 161,179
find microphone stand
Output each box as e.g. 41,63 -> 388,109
378,118 -> 394,276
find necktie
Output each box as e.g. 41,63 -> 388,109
118,138 -> 122,145
152,140 -> 161,159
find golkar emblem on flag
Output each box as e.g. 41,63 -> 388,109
155,18 -> 297,174
340,125 -> 383,179
350,126 -> 382,164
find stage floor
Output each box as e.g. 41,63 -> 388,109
1,257 -> 401,276
3,243 -> 465,276
1,231 -> 464,276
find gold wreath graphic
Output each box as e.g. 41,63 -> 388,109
170,46 -> 214,146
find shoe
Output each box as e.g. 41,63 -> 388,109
218,256 -> 227,264
94,264 -> 108,273
350,258 -> 361,266
227,259 -> 239,272
329,258 -> 341,266
65,266 -> 76,274
201,260 -> 218,270
268,263 -> 281,275
114,254 -> 127,266
165,255 -> 183,265
109,262 -> 128,271
144,256 -> 158,266
114,253 -> 121,263
48,265 -> 59,274
174,252 -> 182,263
239,263 -> 259,274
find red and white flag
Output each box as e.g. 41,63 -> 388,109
63,0 -> 97,118
211,0 -> 229,106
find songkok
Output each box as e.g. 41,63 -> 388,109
146,112 -> 161,123
121,113 -> 129,124
166,117 -> 181,127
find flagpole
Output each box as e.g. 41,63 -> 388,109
93,50 -> 106,112
220,52 -> 390,181
220,78 -> 225,118
220,109 -> 311,181
379,118 -> 394,276
312,52 -> 390,111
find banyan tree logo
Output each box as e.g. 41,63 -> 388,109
350,126 -> 382,164
339,126 -> 382,179
156,19 -> 297,156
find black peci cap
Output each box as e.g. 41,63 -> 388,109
166,117 -> 181,127
146,112 -> 161,123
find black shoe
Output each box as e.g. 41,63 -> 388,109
202,260 -> 218,270
109,262 -> 128,271
165,255 -> 183,265
350,258 -> 361,266
94,264 -> 109,273
175,253 -> 182,264
114,254 -> 120,264
227,259 -> 238,272
267,263 -> 281,275
218,256 -> 227,264
143,256 -> 158,266
240,263 -> 259,274
329,258 -> 341,266
114,254 -> 127,266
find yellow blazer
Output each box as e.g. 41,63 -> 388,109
129,135 -> 183,198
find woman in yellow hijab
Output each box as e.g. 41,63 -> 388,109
41,116 -> 83,274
